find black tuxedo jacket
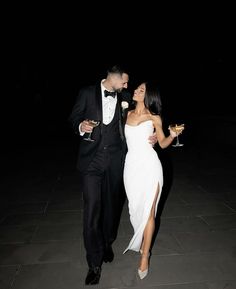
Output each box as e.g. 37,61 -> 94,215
68,81 -> 131,172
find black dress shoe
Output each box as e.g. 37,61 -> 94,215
85,266 -> 101,285
103,246 -> 114,263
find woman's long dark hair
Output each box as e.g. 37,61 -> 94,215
144,81 -> 162,116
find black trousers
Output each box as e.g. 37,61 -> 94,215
82,146 -> 125,268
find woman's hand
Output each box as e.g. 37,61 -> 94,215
168,124 -> 184,138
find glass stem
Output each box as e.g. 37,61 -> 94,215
176,135 -> 180,145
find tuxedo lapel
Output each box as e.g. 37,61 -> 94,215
117,96 -> 126,141
95,85 -> 103,132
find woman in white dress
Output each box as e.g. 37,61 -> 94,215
123,81 -> 184,279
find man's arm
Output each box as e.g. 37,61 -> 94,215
68,88 -> 87,135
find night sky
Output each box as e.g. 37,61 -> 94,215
4,5 -> 235,144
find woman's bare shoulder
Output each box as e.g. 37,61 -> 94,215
150,114 -> 162,125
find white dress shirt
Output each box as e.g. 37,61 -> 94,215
79,80 -> 117,135
101,80 -> 117,125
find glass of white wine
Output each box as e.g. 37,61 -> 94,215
170,124 -> 185,147
83,120 -> 100,142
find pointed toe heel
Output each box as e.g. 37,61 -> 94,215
138,252 -> 150,280
138,268 -> 148,279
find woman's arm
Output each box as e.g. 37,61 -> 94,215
152,115 -> 177,149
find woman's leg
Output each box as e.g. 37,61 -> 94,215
139,185 -> 159,271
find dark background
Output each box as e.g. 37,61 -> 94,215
3,5 -> 236,147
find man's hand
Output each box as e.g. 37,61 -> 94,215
80,120 -> 93,133
148,133 -> 158,146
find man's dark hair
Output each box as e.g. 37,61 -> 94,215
107,64 -> 130,76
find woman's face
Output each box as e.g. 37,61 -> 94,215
133,83 -> 146,102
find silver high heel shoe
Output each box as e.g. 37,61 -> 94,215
138,252 -> 150,280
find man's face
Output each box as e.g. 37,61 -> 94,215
112,73 -> 129,92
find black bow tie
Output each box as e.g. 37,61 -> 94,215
104,90 -> 116,98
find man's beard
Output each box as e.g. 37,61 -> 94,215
115,88 -> 123,93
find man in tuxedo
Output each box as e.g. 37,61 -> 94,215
68,65 -> 131,285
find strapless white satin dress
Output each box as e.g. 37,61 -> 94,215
123,120 -> 163,253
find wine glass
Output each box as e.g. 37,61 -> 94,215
83,120 -> 100,142
170,124 -> 185,147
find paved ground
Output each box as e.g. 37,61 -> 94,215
1,116 -> 236,289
